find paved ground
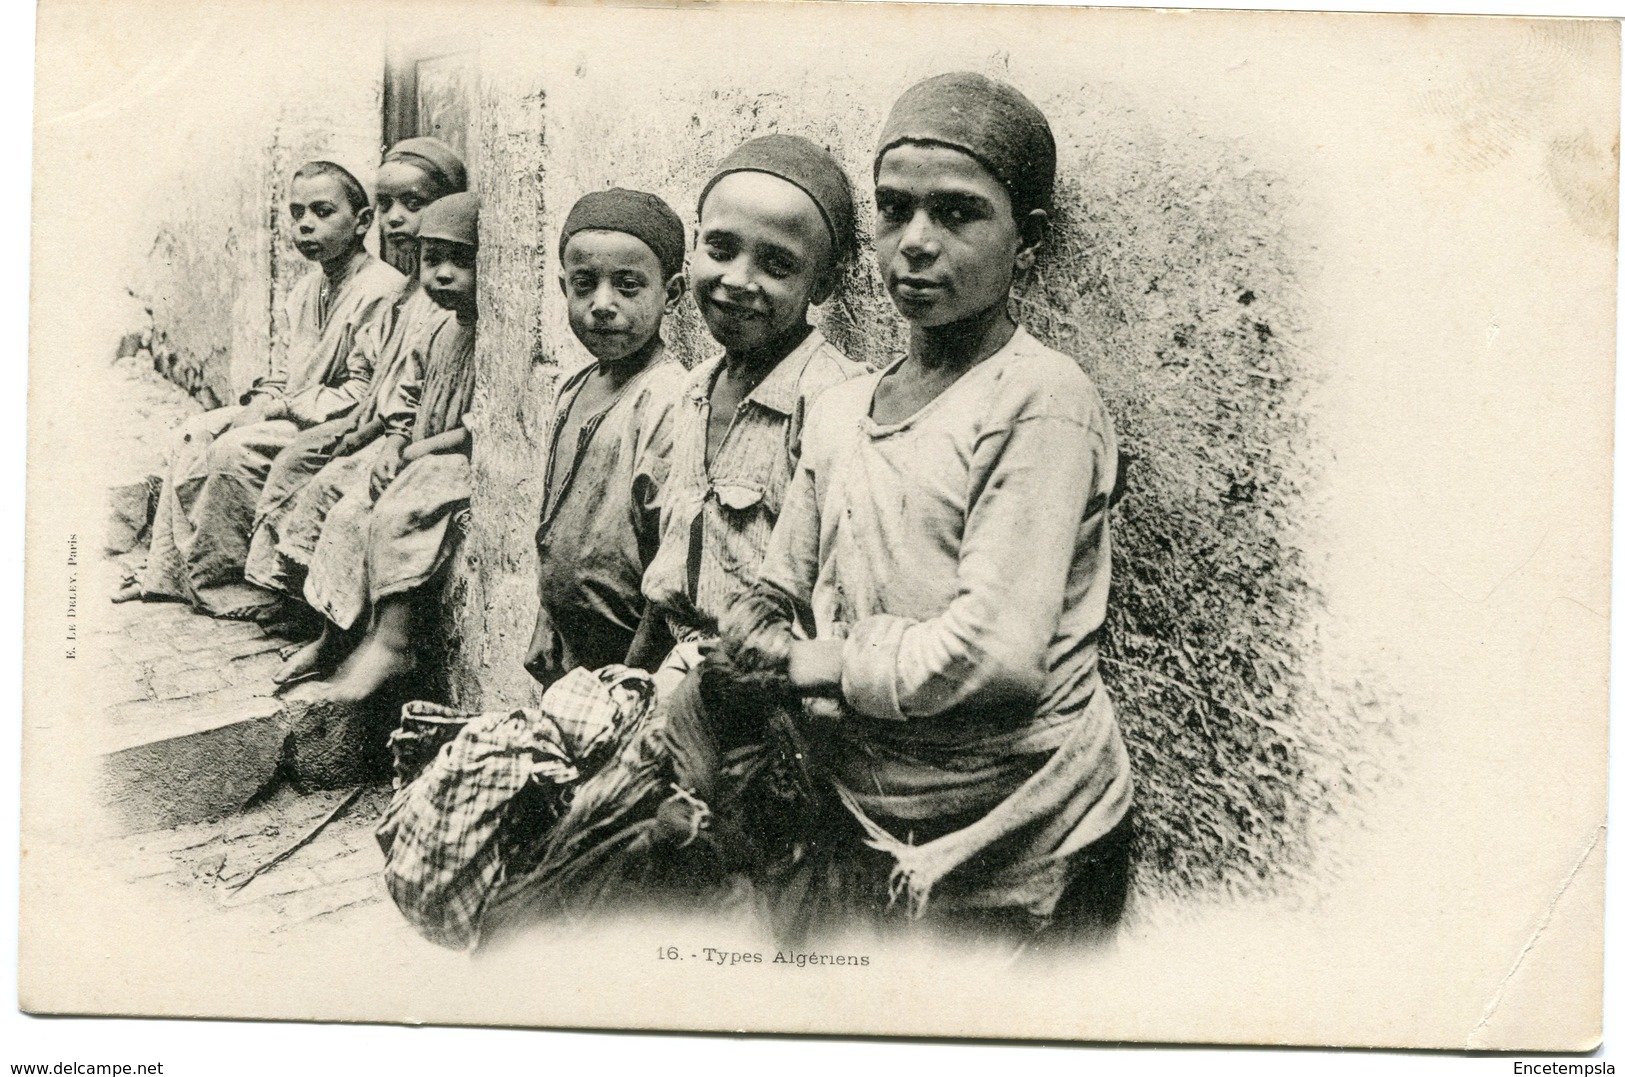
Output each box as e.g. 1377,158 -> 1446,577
76,355 -> 406,940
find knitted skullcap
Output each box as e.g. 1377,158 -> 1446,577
875,72 -> 1057,217
382,136 -> 469,195
698,133 -> 856,261
419,192 -> 479,247
293,155 -> 373,213
559,188 -> 687,281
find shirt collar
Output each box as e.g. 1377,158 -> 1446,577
687,327 -> 827,415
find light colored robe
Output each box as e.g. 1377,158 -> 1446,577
244,282 -> 449,598
756,328 -> 1133,919
140,250 -> 405,617
303,315 -> 477,630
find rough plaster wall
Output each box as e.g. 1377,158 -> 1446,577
440,60 -> 550,710
448,7 -> 1400,905
128,15 -> 385,407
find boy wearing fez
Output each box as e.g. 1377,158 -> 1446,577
522,189 -> 690,688
739,73 -> 1135,946
129,159 -> 404,618
630,134 -> 866,694
248,137 -> 468,659
290,193 -> 481,704
476,136 -> 863,934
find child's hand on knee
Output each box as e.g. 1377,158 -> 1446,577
229,400 -> 279,430
370,435 -> 408,498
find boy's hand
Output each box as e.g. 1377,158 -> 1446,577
522,613 -> 559,686
228,401 -> 272,430
369,436 -> 409,499
334,430 -> 366,456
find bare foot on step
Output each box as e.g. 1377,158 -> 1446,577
284,635 -> 416,705
273,629 -> 341,685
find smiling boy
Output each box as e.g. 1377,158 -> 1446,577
743,73 -> 1135,946
522,188 -> 690,686
473,137 -> 864,938
634,134 -> 865,692
131,159 -> 404,618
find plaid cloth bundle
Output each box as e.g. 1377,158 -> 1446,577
376,665 -> 658,950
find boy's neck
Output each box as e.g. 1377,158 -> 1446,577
723,321 -> 813,385
321,244 -> 366,284
909,302 -> 1016,372
455,306 -> 477,326
597,335 -> 662,388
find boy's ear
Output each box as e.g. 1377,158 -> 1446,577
557,270 -> 569,297
663,272 -> 688,313
809,261 -> 839,307
1013,209 -> 1049,274
353,205 -> 375,238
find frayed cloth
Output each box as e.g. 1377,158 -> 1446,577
377,666 -> 658,950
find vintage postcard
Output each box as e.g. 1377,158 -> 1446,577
18,0 -> 1615,1052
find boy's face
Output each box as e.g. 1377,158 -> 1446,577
375,161 -> 441,258
421,238 -> 477,314
559,230 -> 682,365
288,173 -> 369,266
873,142 -> 1042,329
692,171 -> 835,358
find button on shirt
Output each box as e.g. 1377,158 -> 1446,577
642,327 -> 863,642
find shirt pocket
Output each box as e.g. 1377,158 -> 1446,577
706,480 -> 776,582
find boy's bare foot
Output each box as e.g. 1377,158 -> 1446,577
273,631 -> 341,685
284,635 -> 416,705
110,582 -> 143,603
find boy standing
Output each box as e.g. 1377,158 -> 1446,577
747,73 -> 1134,946
291,193 -> 481,704
633,134 -> 866,693
522,189 -> 689,687
476,136 -> 864,936
132,159 -> 405,619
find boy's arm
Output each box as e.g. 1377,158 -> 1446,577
368,434 -> 410,500
401,426 -> 471,462
336,417 -> 386,456
624,603 -> 674,674
631,387 -> 681,571
839,409 -> 1108,724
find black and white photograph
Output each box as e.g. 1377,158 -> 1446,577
14,0 -> 1615,1058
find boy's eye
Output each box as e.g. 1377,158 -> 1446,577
401,197 -> 424,213
314,206 -> 335,219
702,237 -> 736,261
875,196 -> 909,225
613,275 -> 645,296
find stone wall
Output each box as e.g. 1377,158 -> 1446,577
441,4 -> 1382,904
127,12 -> 386,407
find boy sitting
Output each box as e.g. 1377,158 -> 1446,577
247,137 -> 467,645
522,188 -> 690,687
131,159 -> 404,618
631,133 -> 866,695
290,192 -> 481,705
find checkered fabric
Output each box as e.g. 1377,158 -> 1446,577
376,665 -> 658,950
